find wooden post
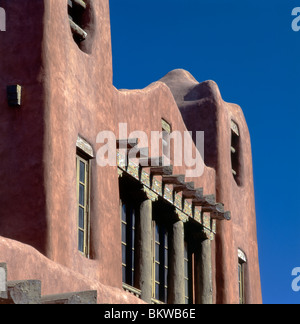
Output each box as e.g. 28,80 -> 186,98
169,221 -> 185,304
136,199 -> 153,303
195,237 -> 213,304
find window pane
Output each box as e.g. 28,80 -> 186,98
131,270 -> 135,286
79,161 -> 85,183
79,184 -> 85,206
164,288 -> 168,303
78,230 -> 84,252
155,283 -> 160,300
164,232 -> 168,248
132,209 -> 136,228
185,281 -> 189,296
122,223 -> 127,243
155,263 -> 160,282
184,260 -> 189,278
164,268 -> 168,286
164,249 -> 168,267
155,244 -> 160,262
155,224 -> 160,242
78,207 -> 84,229
132,250 -> 135,269
122,266 -> 126,283
184,242 -> 188,259
122,244 -> 127,264
122,204 -> 127,222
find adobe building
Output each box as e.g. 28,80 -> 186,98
0,0 -> 261,304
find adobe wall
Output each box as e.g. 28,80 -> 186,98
160,69 -> 262,304
0,0 -> 47,253
41,0 -> 217,291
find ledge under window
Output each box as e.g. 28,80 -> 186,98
122,283 -> 141,299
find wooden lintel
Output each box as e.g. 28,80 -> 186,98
162,174 -> 185,185
150,166 -> 173,176
116,138 -> 138,149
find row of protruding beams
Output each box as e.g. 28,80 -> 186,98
116,138 -> 231,221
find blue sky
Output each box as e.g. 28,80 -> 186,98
109,0 -> 300,304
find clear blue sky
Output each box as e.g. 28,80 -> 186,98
109,0 -> 300,304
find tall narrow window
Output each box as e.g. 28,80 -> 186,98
238,260 -> 245,304
76,154 -> 90,256
238,249 -> 247,304
121,202 -> 137,288
231,120 -> 241,185
161,119 -> 171,165
68,0 -> 88,43
152,222 -> 169,303
76,136 -> 93,257
68,0 -> 95,53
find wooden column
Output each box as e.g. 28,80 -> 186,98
195,237 -> 213,304
136,198 -> 153,303
169,220 -> 185,304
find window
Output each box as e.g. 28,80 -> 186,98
161,119 -> 171,164
238,249 -> 247,304
121,203 -> 137,287
231,120 -> 241,185
68,0 -> 94,53
76,136 -> 93,257
152,222 -> 169,303
68,0 -> 87,42
76,154 -> 90,256
238,261 -> 245,304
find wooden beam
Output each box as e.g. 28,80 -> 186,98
116,138 -> 138,149
184,187 -> 203,199
69,0 -> 87,9
173,182 -> 194,193
150,166 -> 173,176
162,174 -> 185,185
211,211 -> 231,221
128,147 -> 148,159
192,194 -> 216,207
202,203 -> 224,214
139,157 -> 164,167
182,188 -> 203,200
69,19 -> 87,41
